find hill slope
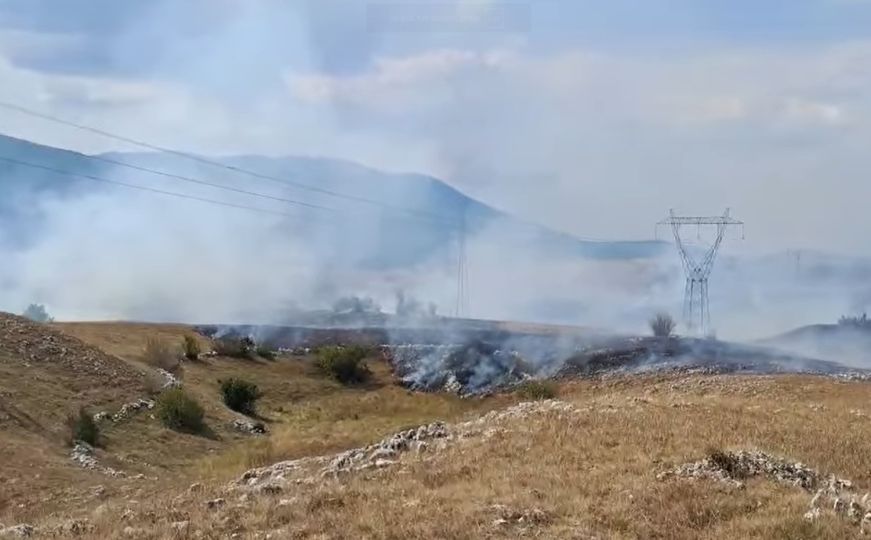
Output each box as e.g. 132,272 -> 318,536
761,324 -> 871,368
0,133 -> 664,266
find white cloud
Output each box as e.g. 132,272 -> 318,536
289,49 -> 514,112
283,44 -> 871,254
781,97 -> 846,126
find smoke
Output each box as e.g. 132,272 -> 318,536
2,0 -> 871,355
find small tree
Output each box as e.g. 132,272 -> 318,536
66,407 -> 99,446
23,303 -> 53,323
182,335 -> 201,361
220,378 -> 262,415
315,346 -> 371,385
649,313 -> 677,338
156,388 -> 205,433
143,338 -> 181,374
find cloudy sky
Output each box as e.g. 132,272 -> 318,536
2,0 -> 871,254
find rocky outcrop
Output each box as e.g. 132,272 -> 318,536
0,524 -> 34,538
660,449 -> 867,531
70,442 -> 123,477
236,400 -> 577,493
232,419 -> 267,435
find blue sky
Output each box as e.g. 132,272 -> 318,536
2,0 -> 871,253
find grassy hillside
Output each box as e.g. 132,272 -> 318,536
3,319 -> 871,538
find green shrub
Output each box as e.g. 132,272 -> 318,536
182,335 -> 201,361
156,388 -> 205,433
516,380 -> 558,400
256,345 -> 275,361
143,338 -> 181,374
315,346 -> 371,385
66,407 -> 99,446
214,337 -> 252,359
220,378 -> 262,415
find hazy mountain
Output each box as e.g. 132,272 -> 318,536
0,134 -> 665,266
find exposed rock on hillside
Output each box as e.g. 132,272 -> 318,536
236,400 -> 577,494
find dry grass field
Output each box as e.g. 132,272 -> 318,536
3,317 -> 871,538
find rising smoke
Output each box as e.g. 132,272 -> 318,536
1,0 -> 871,347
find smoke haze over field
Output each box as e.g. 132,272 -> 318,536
3,1 -> 871,339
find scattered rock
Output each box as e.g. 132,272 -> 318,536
157,368 -> 180,390
112,399 -> 155,422
171,521 -> 190,533
70,444 -> 122,477
232,419 -> 267,435
122,526 -> 144,538
0,525 -> 34,538
663,449 -> 865,531
658,450 -> 847,492
56,519 -> 91,536
206,498 -> 226,510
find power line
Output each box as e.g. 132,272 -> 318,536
0,101 -> 450,224
0,136 -> 336,213
68,150 -> 336,212
0,155 -> 307,220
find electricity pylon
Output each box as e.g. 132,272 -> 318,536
657,209 -> 744,335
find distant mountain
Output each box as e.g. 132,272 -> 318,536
0,134 -> 665,266
760,323 -> 871,368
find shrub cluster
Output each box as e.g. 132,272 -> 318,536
649,312 -> 677,338
516,380 -> 558,400
156,388 -> 205,433
143,338 -> 181,374
182,335 -> 201,361
256,345 -> 276,361
214,337 -> 253,359
315,346 -> 371,385
220,378 -> 262,415
66,407 -> 99,446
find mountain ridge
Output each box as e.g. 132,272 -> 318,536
0,133 -> 665,263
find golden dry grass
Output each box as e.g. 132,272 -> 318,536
4,322 -> 871,538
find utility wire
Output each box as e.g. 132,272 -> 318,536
0,155 -> 307,220
35,145 -> 336,212
0,101 -> 451,224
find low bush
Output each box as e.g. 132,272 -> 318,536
143,338 -> 181,374
315,346 -> 371,385
220,378 -> 262,415
256,345 -> 276,361
649,312 -> 677,338
516,380 -> 558,400
66,407 -> 99,446
156,388 -> 205,433
214,337 -> 253,359
182,335 -> 201,361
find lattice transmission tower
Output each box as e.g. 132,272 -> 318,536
657,209 -> 744,335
